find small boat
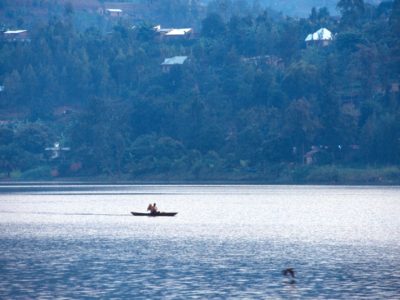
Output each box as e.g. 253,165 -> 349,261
131,212 -> 178,217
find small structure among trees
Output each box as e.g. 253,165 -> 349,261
105,8 -> 123,17
161,56 -> 188,72
241,55 -> 284,68
165,28 -> 193,39
154,26 -> 193,39
3,30 -> 29,42
45,142 -> 70,160
305,28 -> 333,47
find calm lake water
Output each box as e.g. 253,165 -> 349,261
0,184 -> 399,299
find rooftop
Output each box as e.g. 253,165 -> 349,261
305,28 -> 333,42
161,56 -> 188,65
106,8 -> 123,13
4,30 -> 27,34
165,28 -> 192,36
154,25 -> 172,33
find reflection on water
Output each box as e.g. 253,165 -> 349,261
0,185 -> 400,299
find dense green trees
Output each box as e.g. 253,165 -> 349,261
0,0 -> 399,182
337,0 -> 365,26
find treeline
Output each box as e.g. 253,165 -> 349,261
0,0 -> 399,182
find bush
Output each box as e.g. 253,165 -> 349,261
291,166 -> 312,183
306,166 -> 339,183
20,166 -> 52,180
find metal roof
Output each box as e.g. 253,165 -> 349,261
161,56 -> 188,65
4,30 -> 27,34
305,28 -> 333,41
154,25 -> 173,33
106,8 -> 122,12
165,28 -> 192,36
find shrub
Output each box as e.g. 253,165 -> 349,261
20,166 -> 52,180
306,166 -> 339,183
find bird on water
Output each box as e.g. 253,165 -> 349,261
282,268 -> 295,278
282,268 -> 296,284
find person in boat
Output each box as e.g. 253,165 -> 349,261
151,203 -> 159,215
147,203 -> 159,215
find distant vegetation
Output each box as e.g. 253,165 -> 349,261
258,0 -> 384,16
0,0 -> 399,183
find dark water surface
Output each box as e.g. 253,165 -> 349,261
1,184 -> 399,299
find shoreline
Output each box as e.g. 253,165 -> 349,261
1,165 -> 400,186
0,180 -> 399,187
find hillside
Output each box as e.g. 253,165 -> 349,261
259,0 -> 384,16
0,0 -> 399,183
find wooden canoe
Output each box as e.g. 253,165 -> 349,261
131,212 -> 177,217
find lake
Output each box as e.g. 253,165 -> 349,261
0,184 -> 399,299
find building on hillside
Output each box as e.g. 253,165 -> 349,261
165,28 -> 193,39
3,30 -> 29,42
161,56 -> 188,72
97,2 -> 140,18
304,146 -> 321,165
105,8 -> 123,17
154,25 -> 173,35
241,55 -> 283,68
45,142 -> 70,160
305,28 -> 333,47
154,26 -> 193,39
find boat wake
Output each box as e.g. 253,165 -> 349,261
0,211 -> 129,217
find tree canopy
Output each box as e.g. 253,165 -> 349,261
0,0 -> 399,183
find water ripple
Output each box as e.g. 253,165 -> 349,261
1,185 -> 400,299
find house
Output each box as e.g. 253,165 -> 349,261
165,28 -> 193,39
3,30 -> 29,42
104,2 -> 138,16
241,55 -> 283,68
154,25 -> 193,39
305,28 -> 333,47
105,8 -> 123,17
161,56 -> 188,72
304,146 -> 321,165
45,142 -> 70,159
154,25 -> 173,35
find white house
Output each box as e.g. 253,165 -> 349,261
154,26 -> 193,39
105,8 -> 123,17
305,28 -> 333,47
3,30 -> 29,42
165,28 -> 193,38
153,25 -> 172,34
45,142 -> 70,159
161,56 -> 188,72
